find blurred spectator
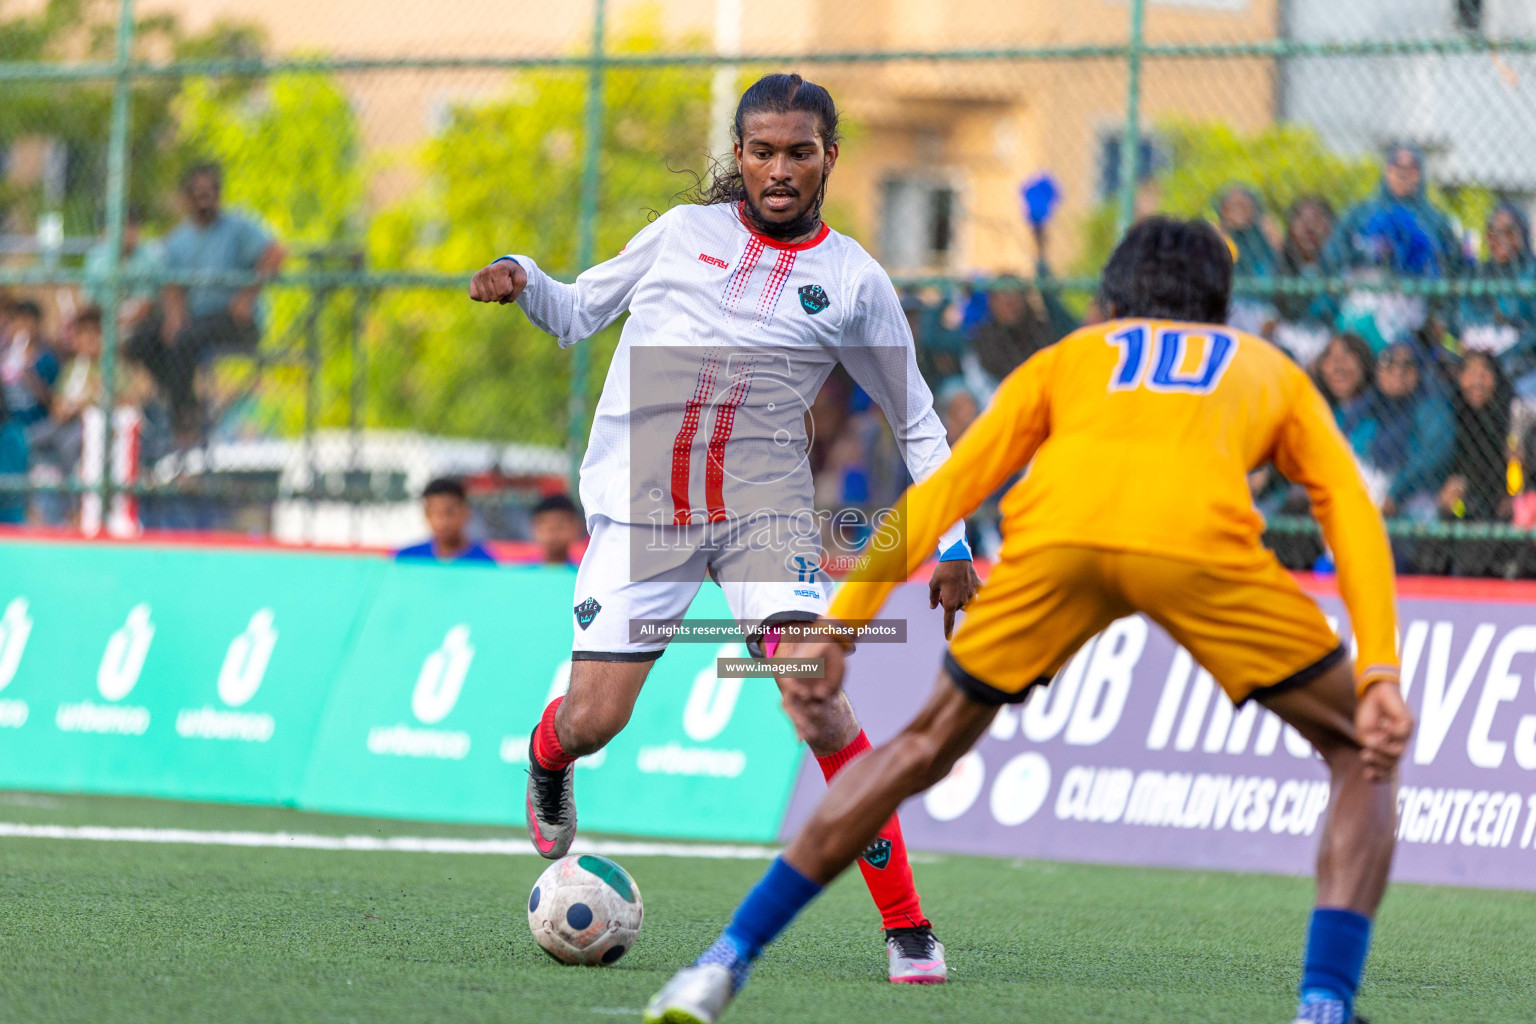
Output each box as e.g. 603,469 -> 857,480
968,277 -> 1067,385
1439,350 -> 1512,523
935,377 -> 980,447
395,477 -> 497,565
1254,332 -> 1376,519
1326,145 -> 1463,352
935,376 -> 1003,556
807,368 -> 853,485
903,288 -> 967,387
1362,343 -> 1455,520
530,493 -> 585,566
0,301 -> 22,524
0,300 -> 60,433
127,163 -> 284,444
1272,196 -> 1337,364
1513,421 -> 1536,532
27,308 -> 161,527
82,206 -> 162,333
1457,202 -> 1536,392
1,299 -> 60,521
1312,332 -> 1377,452
1215,184 -> 1279,337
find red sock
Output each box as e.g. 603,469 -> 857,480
532,696 -> 576,771
817,730 -> 929,931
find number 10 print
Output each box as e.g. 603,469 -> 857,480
1107,323 -> 1238,395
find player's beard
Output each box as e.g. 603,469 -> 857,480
741,169 -> 829,242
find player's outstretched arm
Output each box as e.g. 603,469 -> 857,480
468,257 -> 527,304
472,211 -> 672,347
1273,377 -> 1413,774
827,347 -> 1060,633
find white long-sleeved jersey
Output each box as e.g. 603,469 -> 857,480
510,201 -> 968,558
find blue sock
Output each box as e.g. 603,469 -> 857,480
1298,907 -> 1373,1019
695,857 -> 823,990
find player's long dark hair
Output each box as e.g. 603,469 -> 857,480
1098,217 -> 1234,324
685,73 -> 841,239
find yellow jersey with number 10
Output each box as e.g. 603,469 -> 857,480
828,318 -> 1399,689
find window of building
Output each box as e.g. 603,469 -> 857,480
1455,0 -> 1484,33
1098,133 -> 1164,202
879,176 -> 958,272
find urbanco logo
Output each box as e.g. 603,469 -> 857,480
412,625 -> 475,725
683,653 -> 743,742
367,625 -> 475,760
57,603 -> 152,735
98,604 -> 154,701
218,609 -> 278,708
0,598 -> 33,692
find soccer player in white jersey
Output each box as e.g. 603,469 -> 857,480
470,74 -> 978,981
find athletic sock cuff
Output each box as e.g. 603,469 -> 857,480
816,730 -> 873,780
724,856 -> 823,958
532,696 -> 575,771
1301,906 -> 1373,1007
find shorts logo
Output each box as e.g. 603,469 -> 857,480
798,284 -> 829,315
574,598 -> 602,630
788,555 -> 820,583
793,588 -> 818,598
698,253 -> 729,269
861,838 -> 892,870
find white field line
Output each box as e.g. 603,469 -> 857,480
0,822 -> 781,859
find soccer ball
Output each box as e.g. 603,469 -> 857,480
528,854 -> 644,966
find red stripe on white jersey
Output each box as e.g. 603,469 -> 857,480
720,237 -> 764,318
754,250 -> 796,326
703,365 -> 754,522
669,352 -> 723,524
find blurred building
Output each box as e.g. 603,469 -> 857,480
122,0 -> 1281,274
1282,0 -> 1536,197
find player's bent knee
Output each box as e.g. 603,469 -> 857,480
887,729 -> 951,795
556,698 -> 629,755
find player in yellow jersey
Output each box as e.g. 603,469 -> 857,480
645,218 -> 1415,1024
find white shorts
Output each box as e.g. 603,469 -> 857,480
569,515 -> 831,661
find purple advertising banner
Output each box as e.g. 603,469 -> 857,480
779,577 -> 1536,891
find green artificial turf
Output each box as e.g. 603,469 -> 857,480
0,792 -> 1530,1023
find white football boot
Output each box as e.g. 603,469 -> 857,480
642,964 -> 736,1024
886,924 -> 948,984
1290,995 -> 1365,1023
524,736 -> 576,859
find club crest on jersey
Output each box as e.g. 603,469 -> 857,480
798,284 -> 829,315
574,597 -> 602,630
861,838 -> 892,870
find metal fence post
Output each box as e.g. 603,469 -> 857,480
1117,0 -> 1147,235
569,0 -> 607,497
95,0 -> 136,521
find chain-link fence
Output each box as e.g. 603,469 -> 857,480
2,0 -> 1535,574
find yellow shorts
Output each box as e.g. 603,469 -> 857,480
945,545 -> 1343,706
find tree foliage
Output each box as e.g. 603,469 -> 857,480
1076,120 -> 1381,277
171,72 -> 366,436
0,0 -> 262,235
1074,119 -> 1503,279
366,20 -> 712,445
